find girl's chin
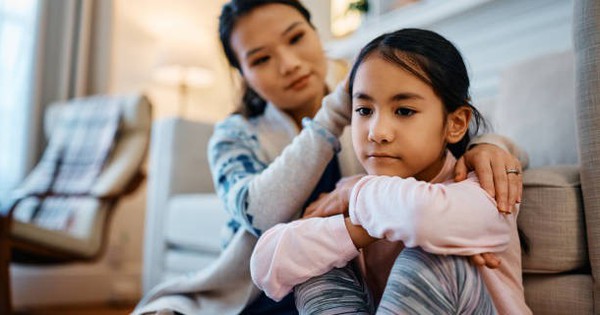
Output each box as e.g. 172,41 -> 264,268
366,166 -> 409,177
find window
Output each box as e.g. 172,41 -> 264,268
0,0 -> 39,198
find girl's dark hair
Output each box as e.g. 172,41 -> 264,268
219,0 -> 312,117
348,28 -> 487,159
347,29 -> 533,254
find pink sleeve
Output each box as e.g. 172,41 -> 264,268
250,214 -> 360,301
349,173 -> 513,255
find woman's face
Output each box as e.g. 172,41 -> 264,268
230,3 -> 327,122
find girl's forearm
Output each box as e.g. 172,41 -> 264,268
349,174 -> 513,255
344,217 -> 378,249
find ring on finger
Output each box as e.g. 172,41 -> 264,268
505,168 -> 521,175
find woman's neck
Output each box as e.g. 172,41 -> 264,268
285,91 -> 324,129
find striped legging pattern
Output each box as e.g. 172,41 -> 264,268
295,261 -> 373,315
295,247 -> 497,315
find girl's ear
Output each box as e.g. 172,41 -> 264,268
445,106 -> 472,144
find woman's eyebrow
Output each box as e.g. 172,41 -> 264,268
245,21 -> 304,59
281,21 -> 302,36
282,21 -> 303,36
245,47 -> 265,59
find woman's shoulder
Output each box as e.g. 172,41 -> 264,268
209,114 -> 266,152
215,113 -> 253,131
213,114 -> 261,142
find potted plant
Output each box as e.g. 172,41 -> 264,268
348,0 -> 369,14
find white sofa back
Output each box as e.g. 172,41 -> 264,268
143,118 -> 228,293
489,50 -> 577,168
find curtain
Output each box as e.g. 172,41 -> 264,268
0,0 -> 40,199
0,0 -> 112,201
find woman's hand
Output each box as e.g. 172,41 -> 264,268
454,144 -> 523,213
303,175 -> 364,218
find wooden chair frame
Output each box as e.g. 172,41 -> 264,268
0,170 -> 146,314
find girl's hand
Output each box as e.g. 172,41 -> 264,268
303,175 -> 364,218
470,253 -> 501,269
344,217 -> 378,249
454,144 -> 522,214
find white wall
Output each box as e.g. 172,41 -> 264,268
323,0 -> 573,102
110,0 -> 237,122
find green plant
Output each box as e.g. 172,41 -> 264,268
348,0 -> 369,13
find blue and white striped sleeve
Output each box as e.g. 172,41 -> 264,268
208,117 -> 267,236
209,111 -> 344,237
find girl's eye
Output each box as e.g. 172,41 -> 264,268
251,56 -> 270,67
290,32 -> 304,45
396,107 -> 415,116
355,107 -> 372,116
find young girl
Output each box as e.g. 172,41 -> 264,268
250,29 -> 531,314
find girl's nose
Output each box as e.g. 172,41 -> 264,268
279,48 -> 301,75
368,114 -> 395,144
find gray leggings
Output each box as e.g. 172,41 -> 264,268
294,247 -> 497,315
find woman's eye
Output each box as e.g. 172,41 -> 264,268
355,107 -> 372,116
290,32 -> 304,45
251,56 -> 270,66
396,108 -> 415,116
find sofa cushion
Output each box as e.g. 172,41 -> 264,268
164,249 -> 220,276
11,197 -> 109,257
165,194 -> 229,253
518,166 -> 587,273
523,274 -> 593,315
491,51 -> 577,168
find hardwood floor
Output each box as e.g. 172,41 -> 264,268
14,303 -> 135,315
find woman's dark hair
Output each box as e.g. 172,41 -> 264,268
219,0 -> 312,117
348,28 -> 488,159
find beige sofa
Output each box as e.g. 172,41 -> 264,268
142,0 -> 600,313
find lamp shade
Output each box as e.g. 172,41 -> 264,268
152,49 -> 215,88
152,64 -> 214,88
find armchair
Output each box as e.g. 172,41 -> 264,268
0,94 -> 151,314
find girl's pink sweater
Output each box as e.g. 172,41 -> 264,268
250,152 -> 531,314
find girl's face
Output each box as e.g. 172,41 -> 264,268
230,4 -> 327,123
351,55 -> 468,180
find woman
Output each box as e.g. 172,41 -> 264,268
134,1 -> 526,314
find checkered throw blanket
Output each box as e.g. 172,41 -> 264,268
11,96 -> 122,237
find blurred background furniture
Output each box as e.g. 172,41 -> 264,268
573,0 -> 600,312
492,49 -> 591,314
0,94 -> 151,314
142,118 -> 228,293
477,0 -> 599,311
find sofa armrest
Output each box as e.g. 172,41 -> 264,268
143,117 -> 216,293
165,194 -> 229,253
519,165 -> 587,273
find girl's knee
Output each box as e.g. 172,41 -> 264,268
295,264 -> 372,315
393,247 -> 473,279
381,248 -> 495,315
